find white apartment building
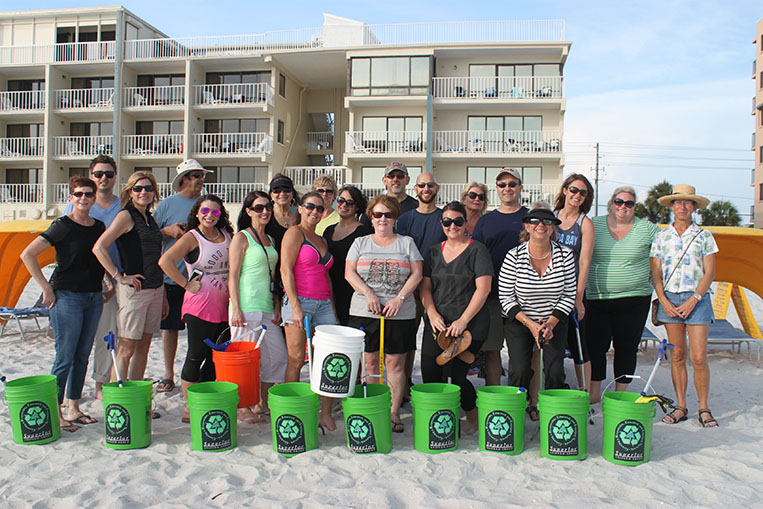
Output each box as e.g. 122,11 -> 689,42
0,7 -> 569,219
754,18 -> 763,228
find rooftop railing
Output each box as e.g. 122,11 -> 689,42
0,41 -> 115,65
432,76 -> 563,100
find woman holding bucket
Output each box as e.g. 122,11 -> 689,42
229,190 -> 288,419
158,194 -> 233,423
420,201 -> 493,435
346,195 -> 423,433
651,185 -> 718,427
21,176 -> 106,432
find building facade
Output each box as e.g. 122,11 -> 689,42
0,7 -> 569,219
754,18 -> 763,228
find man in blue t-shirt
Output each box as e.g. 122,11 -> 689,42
472,168 -> 528,387
152,159 -> 212,393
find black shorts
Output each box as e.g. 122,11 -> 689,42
348,315 -> 418,354
160,283 -> 186,331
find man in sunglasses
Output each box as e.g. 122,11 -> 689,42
472,167 -> 528,386
382,161 -> 418,215
152,159 -> 213,393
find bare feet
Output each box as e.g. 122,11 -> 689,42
252,402 -> 270,415
238,407 -> 266,424
95,382 -> 104,400
319,410 -> 337,432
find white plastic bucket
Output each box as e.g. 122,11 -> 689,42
310,325 -> 365,398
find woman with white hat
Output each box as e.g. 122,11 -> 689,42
651,184 -> 719,427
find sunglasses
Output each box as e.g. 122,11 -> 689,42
336,197 -> 355,207
526,218 -> 555,226
315,188 -> 334,195
72,191 -> 95,198
567,185 -> 589,197
249,202 -> 274,213
301,202 -> 325,213
416,182 -> 437,189
372,211 -> 395,219
496,181 -> 520,189
187,172 -> 205,180
467,191 -> 486,201
441,217 -> 466,227
271,187 -> 292,194
613,198 -> 635,208
132,184 -> 155,193
199,206 -> 222,217
386,173 -> 406,180
92,171 -> 115,179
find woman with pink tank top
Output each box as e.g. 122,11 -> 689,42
159,194 -> 232,423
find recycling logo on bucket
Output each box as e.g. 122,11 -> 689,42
346,414 -> 377,453
19,401 -> 53,442
105,403 -> 131,445
613,419 -> 646,462
484,410 -> 514,452
428,409 -> 456,450
275,414 -> 306,454
319,352 -> 352,394
547,414 -> 578,456
200,410 -> 232,451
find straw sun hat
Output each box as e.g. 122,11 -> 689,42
657,184 -> 710,209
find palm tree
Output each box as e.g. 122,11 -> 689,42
698,200 -> 741,226
634,180 -> 673,224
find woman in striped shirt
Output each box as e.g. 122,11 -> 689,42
498,206 -> 576,412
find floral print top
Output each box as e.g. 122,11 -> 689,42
650,223 -> 718,293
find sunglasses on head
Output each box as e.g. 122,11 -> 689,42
187,172 -> 205,180
301,202 -> 325,213
372,211 -> 395,219
467,191 -> 486,201
567,185 -> 589,197
92,170 -> 115,179
132,184 -> 154,193
72,191 -> 95,198
416,182 -> 436,189
613,198 -> 635,208
249,202 -> 274,213
496,181 -> 520,189
200,206 -> 221,217
526,218 -> 555,226
386,172 -> 406,180
315,188 -> 334,195
441,216 -> 466,227
271,187 -> 292,194
336,196 -> 355,207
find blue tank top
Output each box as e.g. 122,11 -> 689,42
554,210 -> 585,273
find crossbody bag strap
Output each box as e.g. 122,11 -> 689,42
249,227 -> 275,285
663,229 -> 702,286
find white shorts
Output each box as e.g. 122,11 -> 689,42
230,311 -> 287,384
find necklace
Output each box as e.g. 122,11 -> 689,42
528,246 -> 551,260
204,228 -> 221,241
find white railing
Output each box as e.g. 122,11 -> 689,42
432,76 -> 564,99
52,183 -> 69,204
194,83 -> 273,107
0,41 -> 115,65
0,90 -> 45,111
123,85 -> 185,107
0,137 -> 44,158
348,183 -> 559,208
156,182 -> 267,203
432,131 -> 562,153
0,184 -> 43,204
122,134 -> 184,156
285,166 -> 346,187
56,88 -> 114,109
346,131 -> 424,153
193,133 -> 272,155
54,136 -> 113,157
306,132 -> 334,151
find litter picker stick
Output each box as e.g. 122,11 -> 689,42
642,339 -> 674,396
254,325 -> 267,349
304,315 -> 313,378
360,327 -> 367,397
105,331 -> 123,388
571,310 -> 586,392
379,315 -> 385,382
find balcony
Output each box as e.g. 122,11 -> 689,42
193,133 -> 272,155
285,166 -> 346,187
0,91 -> 45,112
193,83 -> 274,108
349,183 -> 559,208
306,132 -> 334,151
0,41 -> 115,65
432,76 -> 563,101
54,136 -> 113,158
122,134 -> 184,157
123,85 -> 185,108
432,130 -> 561,155
0,137 -> 44,159
155,182 -> 267,203
346,131 -> 424,154
56,88 -> 114,110
0,184 -> 43,204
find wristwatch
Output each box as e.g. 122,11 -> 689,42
692,292 -> 702,302
397,294 -> 406,301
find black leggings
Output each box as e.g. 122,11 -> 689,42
585,296 -> 651,383
504,316 -> 568,391
181,314 -> 229,383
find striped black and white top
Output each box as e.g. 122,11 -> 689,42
498,241 -> 577,322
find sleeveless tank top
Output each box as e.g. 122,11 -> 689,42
181,228 -> 231,323
554,210 -> 585,274
235,229 -> 278,314
115,202 -> 163,289
294,231 -> 333,300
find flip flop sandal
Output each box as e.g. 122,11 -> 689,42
458,350 -> 476,365
662,406 -> 688,424
156,378 -> 175,393
698,408 -> 719,428
181,415 -> 190,424
71,413 -> 97,425
391,420 -> 404,433
526,405 -> 539,422
435,330 -> 472,366
60,422 -> 80,433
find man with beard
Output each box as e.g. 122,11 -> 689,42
382,161 -> 418,215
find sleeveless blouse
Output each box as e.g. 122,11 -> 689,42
115,202 -> 163,289
554,210 -> 585,274
181,228 -> 231,323
294,233 -> 333,300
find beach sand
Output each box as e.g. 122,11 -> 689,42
1,281 -> 762,507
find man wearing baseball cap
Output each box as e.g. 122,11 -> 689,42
382,162 -> 418,215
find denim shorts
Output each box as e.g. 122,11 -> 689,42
281,295 -> 337,327
656,291 -> 714,325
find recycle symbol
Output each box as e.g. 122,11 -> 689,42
486,412 -> 511,439
204,413 -> 228,437
432,412 -> 454,437
324,354 -> 349,382
616,421 -> 644,449
551,418 -> 575,442
348,416 -> 371,441
22,404 -> 48,428
106,406 -> 127,432
277,416 -> 302,442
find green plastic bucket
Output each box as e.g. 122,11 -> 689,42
268,382 -> 320,456
102,380 -> 153,450
340,383 -> 392,454
476,386 -> 527,455
538,389 -> 590,461
410,383 -> 460,454
187,381 -> 239,452
602,391 -> 656,466
4,375 -> 60,445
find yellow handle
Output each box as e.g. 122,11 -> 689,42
379,315 -> 385,380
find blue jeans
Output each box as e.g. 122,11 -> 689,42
50,290 -> 103,403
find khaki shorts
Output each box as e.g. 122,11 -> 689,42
116,284 -> 163,340
481,296 -> 506,351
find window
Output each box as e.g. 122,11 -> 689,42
277,120 -> 285,144
7,123 -> 44,138
760,146 -> 763,164
467,166 -> 542,186
71,76 -> 114,89
5,168 -> 42,184
135,167 -> 173,183
206,166 -> 268,184
137,74 -> 185,87
68,168 -> 89,178
350,56 -> 431,96
759,183 -> 763,201
361,166 -> 422,184
361,117 -> 423,152
279,73 -> 286,98
136,120 -> 181,135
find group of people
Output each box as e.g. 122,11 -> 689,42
20,155 -> 720,434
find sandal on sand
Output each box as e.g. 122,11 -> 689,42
662,406 -> 688,424
181,415 -> 190,424
151,411 -> 161,419
526,405 -> 539,422
698,408 -> 719,428
391,420 -> 404,433
70,413 -> 97,425
156,378 -> 175,393
60,421 -> 80,433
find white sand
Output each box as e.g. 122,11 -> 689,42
1,281 -> 762,507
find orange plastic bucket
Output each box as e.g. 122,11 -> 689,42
212,342 -> 261,408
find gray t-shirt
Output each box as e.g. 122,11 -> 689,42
346,234 -> 423,320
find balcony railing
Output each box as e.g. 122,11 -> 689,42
193,83 -> 274,107
193,132 -> 272,155
123,85 -> 185,107
0,90 -> 45,111
433,130 -> 561,153
56,88 -> 115,109
155,182 -> 267,203
0,41 -> 115,65
432,76 -> 563,99
285,166 -> 346,187
346,131 -> 424,153
54,136 -> 113,157
348,183 -> 559,208
0,137 -> 44,158
306,132 -> 334,150
123,134 -> 184,156
0,184 -> 43,204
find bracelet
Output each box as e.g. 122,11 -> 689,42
183,280 -> 189,289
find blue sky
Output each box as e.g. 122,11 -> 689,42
4,0 -> 762,218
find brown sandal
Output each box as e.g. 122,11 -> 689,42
698,408 -> 718,428
435,330 -> 472,366
662,406 -> 687,424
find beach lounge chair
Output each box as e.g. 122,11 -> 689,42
0,295 -> 50,340
708,319 -> 762,368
